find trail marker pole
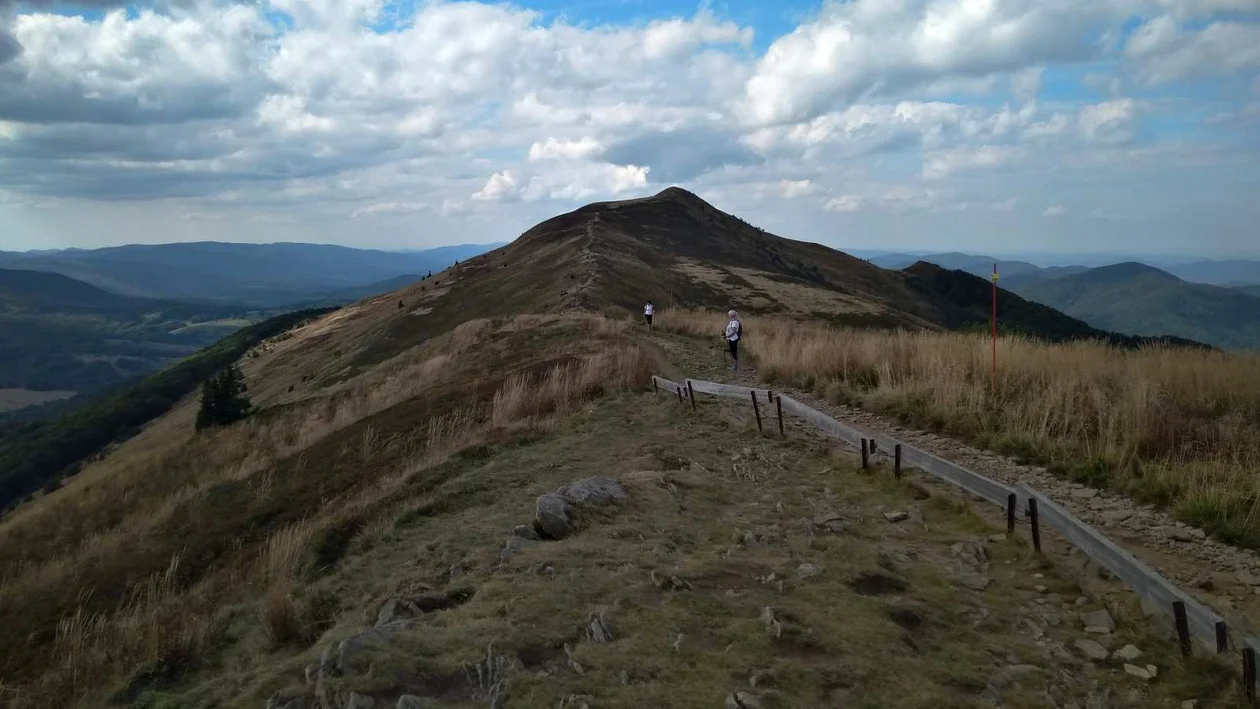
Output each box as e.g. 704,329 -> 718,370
1174,601 -> 1192,657
676,387 -> 684,404
894,444 -> 902,479
861,439 -> 869,470
1028,498 -> 1042,553
775,396 -> 784,437
686,380 -> 697,412
1006,493 -> 1017,535
1217,621 -> 1229,654
750,391 -> 763,432
1244,648 -> 1257,702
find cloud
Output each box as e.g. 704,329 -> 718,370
922,145 -> 1026,179
778,179 -> 816,198
1043,205 -> 1066,217
528,137 -> 604,161
823,194 -> 863,212
1126,17 -> 1260,84
473,170 -> 518,201
1078,98 -> 1139,143
351,201 -> 427,217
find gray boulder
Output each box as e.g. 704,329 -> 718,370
536,493 -> 574,539
375,598 -> 420,628
558,476 -> 628,505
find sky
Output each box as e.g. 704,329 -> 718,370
1,0 -> 1258,258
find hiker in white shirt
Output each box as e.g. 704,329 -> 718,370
724,309 -> 741,371
643,302 -> 655,329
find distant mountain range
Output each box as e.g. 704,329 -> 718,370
870,251 -> 1260,289
873,253 -> 1260,349
0,241 -> 504,307
0,241 -> 501,411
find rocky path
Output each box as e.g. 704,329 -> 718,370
657,332 -> 1260,640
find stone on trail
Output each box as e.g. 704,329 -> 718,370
535,477 -> 629,540
1112,644 -> 1141,661
883,511 -> 909,523
1074,638 -> 1110,661
1079,609 -> 1116,632
1123,664 -> 1154,681
953,570 -> 992,591
796,562 -> 823,579
725,691 -> 765,709
1071,488 -> 1099,500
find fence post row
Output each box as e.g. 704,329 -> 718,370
654,373 -> 1259,696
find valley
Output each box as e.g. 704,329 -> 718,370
0,188 -> 1253,708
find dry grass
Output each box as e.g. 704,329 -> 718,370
0,313 -> 654,708
660,309 -> 1260,547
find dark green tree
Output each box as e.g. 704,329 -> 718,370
195,364 -> 253,431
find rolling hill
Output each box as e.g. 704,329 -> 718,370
1165,259 -> 1260,287
0,187 -> 1223,707
0,241 -> 502,306
871,251 -> 1046,279
1008,262 -> 1260,349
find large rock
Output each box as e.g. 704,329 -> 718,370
375,598 -> 421,628
536,493 -> 574,539
536,477 -> 629,540
1075,638 -> 1109,661
558,477 -> 628,505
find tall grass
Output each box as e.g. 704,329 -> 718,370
0,314 -> 653,708
662,309 -> 1260,546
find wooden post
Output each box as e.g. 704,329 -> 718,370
861,439 -> 869,470
1006,493 -> 1017,535
1028,498 -> 1042,553
676,386 -> 684,404
1173,601 -> 1192,657
894,444 -> 902,479
1244,647 -> 1257,702
652,377 -> 658,394
775,396 -> 784,437
750,391 -> 763,433
1217,621 -> 1228,654
686,380 -> 697,412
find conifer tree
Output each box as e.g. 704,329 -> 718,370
196,364 -> 253,431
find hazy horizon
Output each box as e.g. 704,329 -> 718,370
2,0 -> 1258,258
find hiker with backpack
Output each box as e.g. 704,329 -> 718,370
724,309 -> 742,371
644,301 -> 654,329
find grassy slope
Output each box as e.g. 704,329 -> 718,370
1011,263 -> 1260,349
86,389 -> 1240,709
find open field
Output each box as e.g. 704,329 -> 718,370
659,309 -> 1260,549
0,388 -> 76,412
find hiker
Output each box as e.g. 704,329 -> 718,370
724,309 -> 742,371
644,301 -> 654,329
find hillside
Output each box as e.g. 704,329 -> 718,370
1166,259 -> 1260,286
0,268 -> 267,403
0,188 -> 1241,708
1009,262 -> 1260,349
0,241 -> 501,306
1234,284 -> 1260,298
872,251 -> 1045,279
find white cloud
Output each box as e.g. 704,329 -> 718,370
528,137 -> 604,161
351,201 -> 427,217
1078,98 -> 1139,143
473,170 -> 518,201
1126,17 -> 1260,84
922,145 -> 1026,179
824,194 -> 864,211
778,179 -> 816,198
1043,205 -> 1066,217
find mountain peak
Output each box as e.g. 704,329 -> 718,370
651,185 -> 709,205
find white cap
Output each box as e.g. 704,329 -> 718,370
728,310 -> 737,318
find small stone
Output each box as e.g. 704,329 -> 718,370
396,698 -> 434,709
1071,488 -> 1099,500
1035,585 -> 1048,593
987,534 -> 1006,544
1075,639 -> 1109,661
725,692 -> 765,709
1123,663 -> 1153,681
1112,645 -> 1141,661
304,664 -> 318,684
1034,573 -> 1044,579
1191,574 -> 1215,591
1085,626 -> 1112,635
812,513 -> 847,534
884,511 -> 909,523
346,693 -> 375,709
1146,664 -> 1158,678
1164,527 -> 1195,542
513,524 -> 540,540
796,563 -> 823,579
1181,700 -> 1199,709
1075,597 -> 1088,606
954,570 -> 992,591
1085,686 -> 1112,709
586,613 -> 614,644
1238,570 -> 1260,586
1100,510 -> 1132,524
1079,609 -> 1116,632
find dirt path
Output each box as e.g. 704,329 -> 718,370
653,329 -> 1260,640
